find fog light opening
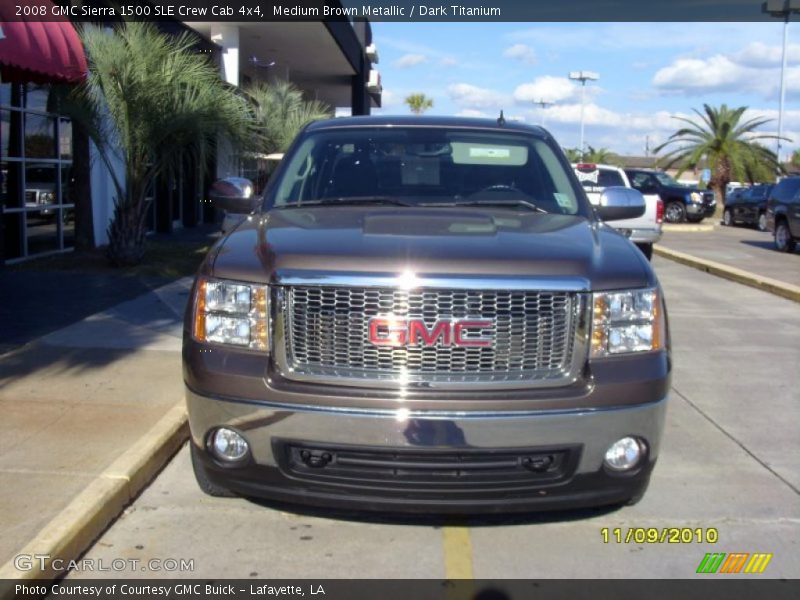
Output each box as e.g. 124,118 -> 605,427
209,427 -> 250,462
604,436 -> 646,472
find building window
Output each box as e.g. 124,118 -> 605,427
1,82 -> 74,262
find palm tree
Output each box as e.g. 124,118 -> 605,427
583,146 -> 619,164
67,23 -> 253,265
404,93 -> 434,115
563,148 -> 582,163
655,104 -> 784,218
245,81 -> 331,155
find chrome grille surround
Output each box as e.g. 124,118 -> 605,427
273,276 -> 589,390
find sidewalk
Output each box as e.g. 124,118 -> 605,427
0,276 -> 191,572
657,224 -> 800,288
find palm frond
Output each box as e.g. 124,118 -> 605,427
655,103 -> 781,196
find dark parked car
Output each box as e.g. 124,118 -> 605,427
625,169 -> 716,223
766,176 -> 800,252
183,116 -> 671,514
723,184 -> 773,231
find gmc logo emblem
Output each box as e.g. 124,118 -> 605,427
368,317 -> 493,348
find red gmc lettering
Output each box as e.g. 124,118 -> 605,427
368,318 -> 407,347
453,320 -> 493,347
368,318 -> 493,348
408,321 -> 451,346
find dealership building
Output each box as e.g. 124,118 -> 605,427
0,3 -> 381,263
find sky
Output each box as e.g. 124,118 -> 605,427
368,21 -> 800,159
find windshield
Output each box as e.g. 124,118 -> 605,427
270,127 -> 584,215
653,171 -> 680,186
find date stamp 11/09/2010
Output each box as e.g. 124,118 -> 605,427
600,527 -> 719,544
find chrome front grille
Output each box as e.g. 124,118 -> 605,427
277,285 -> 585,388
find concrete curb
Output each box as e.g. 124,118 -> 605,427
0,402 -> 188,588
654,246 -> 800,303
662,223 -> 716,232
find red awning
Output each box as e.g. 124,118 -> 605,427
0,0 -> 87,84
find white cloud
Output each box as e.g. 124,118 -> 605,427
439,57 -> 459,67
652,43 -> 800,99
394,54 -> 428,68
513,76 -> 578,104
503,43 -> 537,65
447,83 -> 508,109
653,55 -> 752,94
734,42 -> 800,68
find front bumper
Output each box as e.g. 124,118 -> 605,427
617,228 -> 662,244
686,201 -> 716,218
187,388 -> 668,513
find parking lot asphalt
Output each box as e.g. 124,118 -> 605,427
68,257 -> 800,580
658,224 -> 800,287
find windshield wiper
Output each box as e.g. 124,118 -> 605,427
424,199 -> 548,213
282,196 -> 414,208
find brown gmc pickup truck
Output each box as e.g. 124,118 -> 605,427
183,116 -> 671,513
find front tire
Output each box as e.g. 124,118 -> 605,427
665,201 -> 686,223
191,444 -> 237,498
774,221 -> 796,253
723,209 -> 733,227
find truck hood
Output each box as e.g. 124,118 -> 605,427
208,206 -> 655,291
663,184 -> 704,196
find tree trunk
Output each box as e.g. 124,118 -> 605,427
711,182 -> 726,220
105,197 -> 147,266
710,158 -> 731,221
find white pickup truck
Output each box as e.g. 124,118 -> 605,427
573,163 -> 663,260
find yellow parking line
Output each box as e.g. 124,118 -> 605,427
442,526 -> 474,580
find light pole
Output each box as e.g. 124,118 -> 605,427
568,70 -> 599,160
535,99 -> 553,127
763,1 -> 800,163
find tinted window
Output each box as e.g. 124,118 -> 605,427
273,128 -> 585,215
772,178 -> 800,202
628,172 -> 654,189
727,189 -> 744,203
745,185 -> 769,201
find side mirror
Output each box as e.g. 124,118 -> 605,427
209,177 -> 257,214
596,186 -> 646,221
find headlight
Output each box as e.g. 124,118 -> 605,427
591,288 -> 665,357
688,192 -> 702,203
40,192 -> 55,204
192,277 -> 269,351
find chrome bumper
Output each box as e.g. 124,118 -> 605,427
186,388 -> 668,475
626,228 -> 662,244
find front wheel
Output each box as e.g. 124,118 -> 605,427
723,209 -> 733,227
757,212 -> 767,232
664,201 -> 686,223
191,444 -> 237,498
774,221 -> 797,253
